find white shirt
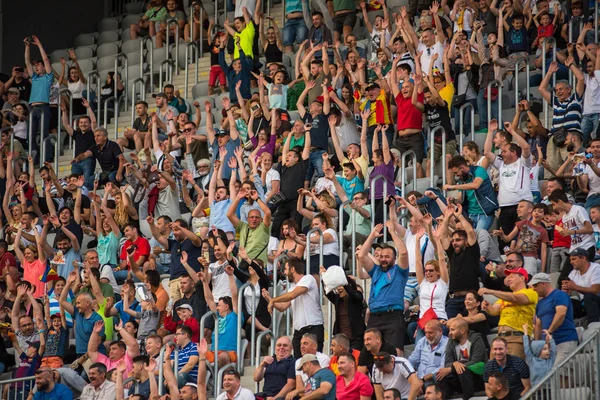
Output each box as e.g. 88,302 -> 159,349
209,260 -> 232,302
562,205 -> 596,251
310,228 -> 339,256
583,72 -> 600,115
568,262 -> 600,300
243,281 -> 260,314
335,115 -> 360,150
584,161 -> 600,196
417,42 -> 445,75
80,380 -> 116,400
216,386 -> 255,400
530,164 -> 540,193
404,230 -> 436,273
492,155 -> 533,206
99,264 -> 119,293
418,279 -> 449,320
155,185 -> 182,222
295,352 -> 331,385
290,275 -> 324,331
266,236 -> 279,274
266,168 -> 280,195
372,356 -> 416,399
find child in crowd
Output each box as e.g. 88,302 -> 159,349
523,324 -> 556,386
533,11 -> 558,53
124,290 -> 160,349
163,303 -> 200,343
547,207 -> 572,273
207,18 -> 226,95
41,298 -> 69,368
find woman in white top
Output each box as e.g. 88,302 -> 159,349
259,152 -> 280,205
461,140 -> 497,185
291,213 -> 339,279
408,217 -> 449,343
66,50 -> 87,116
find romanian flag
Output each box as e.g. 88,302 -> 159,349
40,263 -> 59,283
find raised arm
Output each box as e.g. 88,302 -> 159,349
539,61 -> 558,104
32,36 -> 52,74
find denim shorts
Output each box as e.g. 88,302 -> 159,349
283,18 -> 308,47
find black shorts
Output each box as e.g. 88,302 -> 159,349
394,132 -> 425,164
367,310 -> 405,350
332,12 -> 357,34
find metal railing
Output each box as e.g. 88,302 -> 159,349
338,200 -> 355,275
28,107 -> 46,157
370,174 -> 388,241
200,310 -> 219,394
458,102 -> 475,150
86,70 -> 101,123
305,227 -> 324,303
281,0 -> 286,25
157,344 -> 167,394
142,36 -> 154,90
237,281 -> 256,372
428,126 -> 446,189
514,57 -> 530,109
568,19 -> 583,88
254,329 -> 275,393
216,362 -> 237,397
271,253 -> 289,338
131,78 -> 146,126
57,88 -> 73,166
40,136 -> 57,170
541,37 -> 557,128
185,42 -> 199,100
166,18 -> 180,76
0,376 -> 36,400
401,150 -> 417,197
115,53 -> 129,112
159,59 -> 175,90
521,328 -> 600,400
487,79 -> 503,127
103,95 -> 119,140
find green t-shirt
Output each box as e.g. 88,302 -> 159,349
464,167 -> 489,215
285,133 -> 305,149
236,220 -> 271,265
144,6 -> 167,22
333,0 -> 357,12
287,80 -> 305,111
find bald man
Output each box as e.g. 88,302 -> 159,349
254,336 -> 296,400
436,319 -> 487,399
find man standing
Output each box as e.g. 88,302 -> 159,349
71,127 -> 125,184
335,352 -> 373,400
529,272 -> 579,365
253,336 -> 296,400
484,338 -> 531,398
267,258 -> 325,357
479,267 -> 538,359
63,101 -> 97,190
357,224 -> 409,355
32,367 -> 73,399
297,354 -> 336,400
408,320 -> 448,388
437,319 -> 487,399
80,363 -> 116,400
372,352 -> 422,400
562,248 -> 600,323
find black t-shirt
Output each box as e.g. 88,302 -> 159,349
276,120 -> 293,138
358,342 -> 397,380
91,140 -> 123,172
252,116 -> 271,135
9,79 -> 31,102
209,43 -> 220,66
168,238 -> 203,279
280,159 -> 308,199
133,115 -> 150,133
425,102 -> 455,143
73,129 -> 96,157
62,190 -> 91,217
53,219 -> 84,248
303,113 -> 329,150
172,282 -> 209,323
446,242 -> 481,293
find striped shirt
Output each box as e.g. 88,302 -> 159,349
372,356 -> 416,399
484,355 -> 530,397
171,341 -> 199,381
551,91 -> 583,134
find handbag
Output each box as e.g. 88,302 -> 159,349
552,127 -> 568,147
268,191 -> 286,207
452,93 -> 467,108
417,284 -> 439,330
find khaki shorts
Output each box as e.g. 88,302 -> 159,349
432,139 -> 458,162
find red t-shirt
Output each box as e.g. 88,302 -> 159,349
119,236 -> 151,266
335,371 -> 373,400
395,93 -> 424,131
553,220 -> 572,248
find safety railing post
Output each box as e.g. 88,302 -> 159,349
0,376 -> 36,399
40,136 -> 57,170
486,79 -> 502,129
254,329 -> 274,393
214,0 -> 218,31
428,126 -> 446,189
142,37 -> 154,91
541,37 -> 557,128
514,57 -> 530,111
115,53 -> 129,112
199,7 -> 204,55
159,60 -> 175,89
305,227 -> 324,304
596,6 -> 599,45
185,42 -> 198,100
27,108 -> 44,157
401,150 -> 417,198
281,0 -> 285,25
200,311 -> 219,396
166,19 -> 180,76
458,103 -> 475,150
267,0 -> 271,19
86,70 -> 100,122
237,282 -> 256,372
58,88 -> 72,166
131,78 -> 146,126
272,253 -> 288,337
157,345 -> 166,395
441,129 -> 447,195
189,4 -> 194,43
8,128 -> 14,153
338,199 -> 352,269
216,362 -> 237,397
369,174 -> 388,241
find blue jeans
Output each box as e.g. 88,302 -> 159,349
582,113 -> 600,144
71,158 -> 96,190
453,98 -> 478,134
446,296 -> 466,319
113,268 -> 129,284
283,18 -> 308,47
306,149 -> 325,183
476,88 -> 498,129
585,193 -> 600,214
469,213 -> 495,231
30,104 -> 52,162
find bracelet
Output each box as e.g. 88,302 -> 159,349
199,358 -> 206,361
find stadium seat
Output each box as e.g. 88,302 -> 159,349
49,49 -> 70,64
98,17 -> 120,32
192,82 -> 209,98
97,43 -> 120,58
122,38 -> 143,54
121,14 -> 143,30
97,30 -> 121,46
74,33 -> 96,47
74,46 -> 95,60
125,2 -> 145,14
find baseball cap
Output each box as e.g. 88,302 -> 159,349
176,304 -> 193,311
366,82 -> 380,90
528,273 -> 551,286
215,129 -> 230,137
569,248 -> 588,258
505,267 -> 529,280
26,341 -> 41,351
50,313 -> 61,319
152,92 -> 167,99
296,354 -> 318,370
7,87 -> 19,95
185,382 -> 198,389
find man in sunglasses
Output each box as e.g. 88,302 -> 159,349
33,368 -> 73,398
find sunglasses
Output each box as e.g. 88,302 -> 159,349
183,128 -> 193,132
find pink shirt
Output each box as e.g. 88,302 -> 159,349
336,371 -> 373,400
96,351 -> 134,377
23,259 -> 46,298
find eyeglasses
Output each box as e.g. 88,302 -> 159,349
183,128 -> 193,132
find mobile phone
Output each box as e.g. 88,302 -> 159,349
204,251 -> 210,260
251,104 -> 260,112
448,198 -> 456,205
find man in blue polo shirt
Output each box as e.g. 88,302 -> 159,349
529,272 -> 579,366
254,336 -> 296,399
357,223 -> 409,355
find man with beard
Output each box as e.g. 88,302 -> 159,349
118,100 -> 150,152
439,204 -> 480,318
445,155 -> 499,231
436,319 -> 487,399
62,100 -> 97,189
357,223 -> 409,355
408,320 -> 448,388
32,367 -> 73,398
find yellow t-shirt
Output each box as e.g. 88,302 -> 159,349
496,288 -> 538,332
439,82 -> 455,113
234,22 -> 255,60
342,155 -> 369,181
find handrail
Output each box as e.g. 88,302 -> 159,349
514,57 -> 530,110
338,199 -> 353,274
428,126 -> 446,193
458,102 -> 475,150
596,5 -> 599,44
159,59 -> 175,90
272,253 -> 288,337
486,79 -> 503,127
520,328 -> 600,399
200,310 -> 219,394
86,70 -> 101,123
237,281 -> 256,372
185,42 -> 199,100
305,227 -> 324,303
131,77 -> 146,126
28,107 -> 45,157
0,375 -> 36,399
58,88 -> 73,167
142,36 -> 154,90
215,362 -> 237,398
370,174 -> 388,241
115,53 -> 129,112
199,6 -> 204,55
568,19 -> 583,88
157,344 -> 167,394
214,0 -> 218,31
255,329 -> 275,393
41,136 -> 57,171
166,18 -> 180,76
401,150 -> 417,197
541,37 -> 557,129
103,95 -> 120,141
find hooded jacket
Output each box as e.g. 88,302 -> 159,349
444,331 -> 488,368
524,335 -> 556,386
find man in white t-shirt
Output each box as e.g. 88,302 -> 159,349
207,239 -> 233,302
372,352 -> 422,400
581,59 -> 600,146
549,190 -> 596,287
406,2 -> 445,75
485,123 -> 533,251
563,248 -> 600,323
576,138 -> 600,212
267,258 -> 325,357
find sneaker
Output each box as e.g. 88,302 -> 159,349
475,128 -> 488,134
